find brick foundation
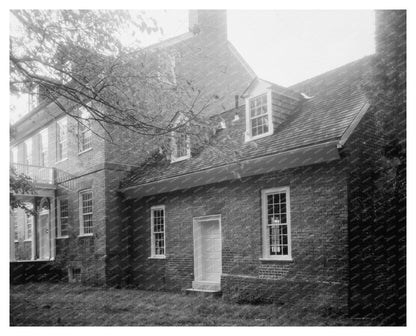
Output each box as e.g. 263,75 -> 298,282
221,274 -> 348,311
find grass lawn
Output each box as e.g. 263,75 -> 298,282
10,282 -> 381,326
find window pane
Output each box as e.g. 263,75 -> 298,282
265,190 -> 289,257
80,192 -> 93,234
174,132 -> 189,159
152,207 -> 165,256
59,199 -> 69,236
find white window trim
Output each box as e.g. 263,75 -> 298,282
78,107 -> 93,154
57,198 -> 69,239
245,90 -> 274,142
11,147 -> 18,164
170,115 -> 191,163
56,117 -> 68,162
24,212 -> 33,242
261,186 -> 292,261
150,205 -> 166,258
79,189 -> 93,237
23,138 -> 33,165
38,128 -> 48,167
170,135 -> 191,163
78,147 -> 93,155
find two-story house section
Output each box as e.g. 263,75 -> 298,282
10,10 -> 255,284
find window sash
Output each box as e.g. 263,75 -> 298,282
38,129 -> 48,166
56,118 -> 67,161
23,139 -> 32,165
25,213 -> 33,241
151,206 -> 165,257
11,147 -> 18,164
78,109 -> 92,152
79,191 -> 93,235
58,199 -> 69,237
249,94 -> 269,137
262,187 -> 291,260
173,132 -> 189,159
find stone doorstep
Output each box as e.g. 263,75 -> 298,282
184,288 -> 222,298
183,280 -> 222,297
192,280 -> 221,291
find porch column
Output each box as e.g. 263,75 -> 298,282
50,197 -> 56,260
10,209 -> 15,261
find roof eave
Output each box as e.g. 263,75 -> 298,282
121,140 -> 341,200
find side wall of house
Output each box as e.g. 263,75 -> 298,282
11,102 -> 108,284
127,161 -> 349,310
54,170 -> 107,284
344,108 -> 398,320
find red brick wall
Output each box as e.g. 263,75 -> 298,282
126,161 -> 349,309
343,108 -> 398,319
54,170 -> 107,284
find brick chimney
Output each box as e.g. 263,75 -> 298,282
188,10 -> 228,42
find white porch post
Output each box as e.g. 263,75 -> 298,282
10,209 -> 15,261
50,197 -> 56,260
31,197 -> 36,260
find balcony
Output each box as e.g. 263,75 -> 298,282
12,163 -> 55,186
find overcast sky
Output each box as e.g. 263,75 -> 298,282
10,10 -> 375,123
140,10 -> 375,85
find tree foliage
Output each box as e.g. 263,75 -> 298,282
10,10 -> 219,142
9,166 -> 37,215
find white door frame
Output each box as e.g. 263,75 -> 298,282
37,208 -> 51,260
193,214 -> 222,285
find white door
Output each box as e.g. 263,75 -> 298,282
193,216 -> 222,287
38,210 -> 50,259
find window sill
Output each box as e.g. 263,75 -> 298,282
245,131 -> 274,143
259,257 -> 293,263
56,235 -> 69,239
170,155 -> 190,163
148,256 -> 166,260
78,234 -> 93,238
78,148 -> 93,155
23,239 -> 32,242
56,158 -> 68,164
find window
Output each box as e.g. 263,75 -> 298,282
28,86 -> 39,111
79,190 -> 93,235
171,115 -> 191,162
12,209 -> 18,242
68,267 -> 81,283
57,199 -> 69,238
150,205 -> 165,258
24,204 -> 34,241
56,117 -> 67,162
172,132 -> 190,162
245,92 -> 273,141
38,128 -> 48,166
11,147 -> 18,164
23,138 -> 32,165
261,187 -> 291,260
78,107 -> 92,153
157,52 -> 177,85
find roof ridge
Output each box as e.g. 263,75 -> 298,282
289,54 -> 374,90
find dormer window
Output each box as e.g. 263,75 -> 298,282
245,91 -> 273,141
171,114 -> 191,163
250,94 -> 269,136
171,132 -> 190,162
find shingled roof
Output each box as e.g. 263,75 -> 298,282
121,56 -> 373,196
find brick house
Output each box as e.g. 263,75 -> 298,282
10,10 -> 388,315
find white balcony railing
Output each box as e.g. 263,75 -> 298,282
12,163 -> 55,185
